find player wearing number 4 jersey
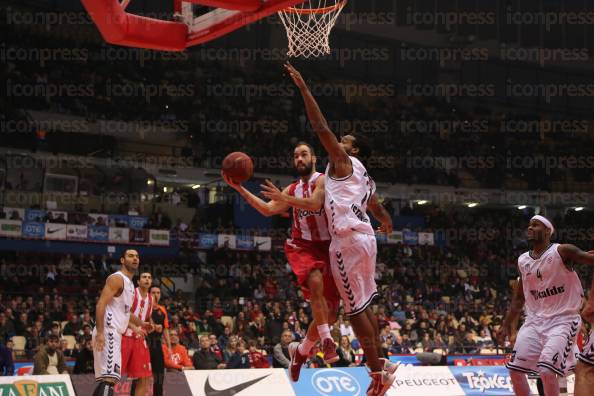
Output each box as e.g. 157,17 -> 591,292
284,62 -> 397,396
575,254 -> 594,396
223,141 -> 341,382
501,216 -> 594,396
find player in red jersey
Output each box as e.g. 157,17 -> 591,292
223,141 -> 340,381
122,272 -> 154,396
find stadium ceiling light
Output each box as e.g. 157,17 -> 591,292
517,205 -> 527,210
467,202 -> 478,208
575,207 -> 584,211
146,179 -> 154,185
163,187 -> 168,193
416,200 -> 428,205
192,184 -> 201,189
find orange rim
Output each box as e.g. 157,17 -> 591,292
285,0 -> 346,15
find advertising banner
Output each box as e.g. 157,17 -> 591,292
128,216 -> 148,230
387,231 -> 404,244
88,213 -> 109,227
0,374 -> 76,395
66,224 -> 88,241
2,207 -> 24,221
290,367 -> 370,396
25,209 -> 46,222
88,226 -> 109,242
129,228 -> 148,244
218,234 -> 237,249
22,222 -> 45,238
149,229 -> 170,246
0,220 -> 22,237
418,232 -> 435,246
198,233 -> 217,249
236,235 -> 255,250
71,372 -> 192,396
389,366 -> 464,396
45,223 -> 67,240
109,227 -> 130,243
185,369 -> 295,396
109,215 -> 129,227
403,231 -> 418,245
253,236 -> 272,251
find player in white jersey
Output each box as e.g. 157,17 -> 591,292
92,249 -> 152,396
501,215 -> 594,396
223,142 -> 341,381
285,62 -> 396,396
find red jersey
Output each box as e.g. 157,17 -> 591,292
124,288 -> 153,338
288,172 -> 330,242
247,351 -> 270,368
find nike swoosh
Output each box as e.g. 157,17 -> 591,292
205,374 -> 270,396
47,228 -> 63,234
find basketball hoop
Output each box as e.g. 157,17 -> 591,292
278,0 -> 347,58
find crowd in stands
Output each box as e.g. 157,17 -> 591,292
1,206 -> 593,375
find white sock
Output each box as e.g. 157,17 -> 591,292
317,324 -> 331,341
298,338 -> 316,355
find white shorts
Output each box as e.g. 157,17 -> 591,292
578,331 -> 594,366
330,232 -> 378,316
93,327 -> 122,382
506,315 -> 580,376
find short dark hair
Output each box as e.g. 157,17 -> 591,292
294,142 -> 315,156
120,249 -> 138,260
47,334 -> 60,342
351,133 -> 371,160
149,285 -> 160,292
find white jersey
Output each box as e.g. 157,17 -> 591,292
124,287 -> 153,337
104,271 -> 134,334
325,156 -> 376,237
518,243 -> 583,321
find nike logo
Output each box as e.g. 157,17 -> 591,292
47,227 -> 63,234
204,374 -> 270,396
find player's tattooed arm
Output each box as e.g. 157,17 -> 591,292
222,172 -> 290,216
367,194 -> 393,234
94,274 -> 123,351
261,176 -> 325,211
284,62 -> 351,178
558,245 -> 594,266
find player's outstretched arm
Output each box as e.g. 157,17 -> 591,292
260,176 -> 325,211
367,194 -> 393,234
222,172 -> 290,216
558,245 -> 594,266
284,63 -> 351,178
94,275 -> 123,351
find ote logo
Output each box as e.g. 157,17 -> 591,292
311,369 -> 361,396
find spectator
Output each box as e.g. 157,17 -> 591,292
62,315 -> 80,336
0,340 -> 15,376
73,338 -> 94,374
335,336 -> 357,367
33,335 -> 69,375
163,330 -> 193,371
272,330 -> 293,368
223,338 -> 251,369
459,332 -> 479,354
0,313 -> 15,343
192,335 -> 226,370
246,340 -> 269,368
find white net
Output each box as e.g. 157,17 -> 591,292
278,0 -> 347,58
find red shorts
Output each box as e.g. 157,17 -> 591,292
121,335 -> 152,379
284,238 -> 340,312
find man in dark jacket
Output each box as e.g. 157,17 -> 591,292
33,335 -> 68,374
73,338 -> 94,374
192,335 -> 226,370
0,340 -> 15,376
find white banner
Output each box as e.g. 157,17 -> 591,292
418,232 -> 435,246
253,236 -> 272,251
184,369 -> 295,396
218,234 -> 237,249
47,210 -> 68,223
45,223 -> 67,240
66,224 -> 88,240
388,366 -> 464,396
149,229 -> 170,246
0,220 -> 22,237
2,207 -> 24,221
0,374 -> 76,395
109,227 -> 130,243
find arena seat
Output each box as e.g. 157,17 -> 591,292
63,335 -> 77,350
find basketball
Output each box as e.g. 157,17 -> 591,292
222,152 -> 254,183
